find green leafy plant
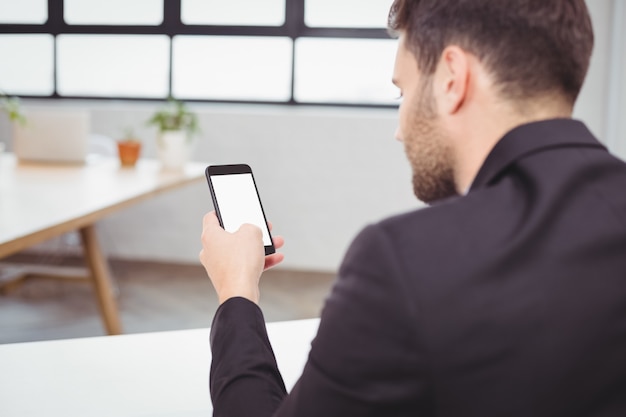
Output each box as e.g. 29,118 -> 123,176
119,127 -> 141,143
0,91 -> 27,126
147,97 -> 199,140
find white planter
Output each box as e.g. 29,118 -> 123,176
157,130 -> 191,171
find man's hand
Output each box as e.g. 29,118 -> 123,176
199,211 -> 285,305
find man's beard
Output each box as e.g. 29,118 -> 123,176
403,79 -> 458,204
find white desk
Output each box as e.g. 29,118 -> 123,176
0,318 -> 319,417
0,153 -> 207,335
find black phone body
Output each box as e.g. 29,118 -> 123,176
205,164 -> 276,255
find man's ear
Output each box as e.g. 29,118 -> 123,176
436,45 -> 470,115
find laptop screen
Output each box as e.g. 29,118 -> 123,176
13,108 -> 89,164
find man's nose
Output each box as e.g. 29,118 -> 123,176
394,126 -> 403,142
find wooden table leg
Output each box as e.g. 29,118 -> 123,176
80,225 -> 123,335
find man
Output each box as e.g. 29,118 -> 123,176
199,0 -> 626,415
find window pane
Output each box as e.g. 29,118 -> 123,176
305,0 -> 394,28
0,35 -> 54,95
0,0 -> 47,24
57,35 -> 170,98
173,36 -> 292,101
181,0 -> 285,26
295,38 -> 398,104
64,0 -> 163,25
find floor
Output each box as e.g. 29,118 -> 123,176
0,254 -> 336,344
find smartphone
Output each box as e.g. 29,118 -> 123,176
205,164 -> 275,255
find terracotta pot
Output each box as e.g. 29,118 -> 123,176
117,140 -> 142,167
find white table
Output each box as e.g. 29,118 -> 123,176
0,153 -> 207,335
0,318 -> 320,417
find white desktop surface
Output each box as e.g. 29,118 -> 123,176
0,153 -> 206,255
0,152 -> 208,335
0,318 -> 319,417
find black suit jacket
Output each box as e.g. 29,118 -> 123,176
209,119 -> 626,416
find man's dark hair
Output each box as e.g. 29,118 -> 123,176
388,0 -> 594,104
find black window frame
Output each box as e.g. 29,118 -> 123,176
0,0 -> 397,108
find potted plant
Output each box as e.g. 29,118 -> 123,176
1,94 -> 26,125
1,91 -> 27,153
116,127 -> 142,167
147,97 -> 199,170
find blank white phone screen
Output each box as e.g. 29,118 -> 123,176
211,173 -> 272,246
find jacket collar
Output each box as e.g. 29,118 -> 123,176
469,118 -> 605,191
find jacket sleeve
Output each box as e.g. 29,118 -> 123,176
210,223 -> 431,417
210,297 -> 287,417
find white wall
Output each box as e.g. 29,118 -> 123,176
573,0 -> 613,139
1,0 -> 623,273
607,0 -> 626,157
1,102 -> 420,272
93,103 -> 419,271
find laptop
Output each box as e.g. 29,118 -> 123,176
13,107 -> 90,164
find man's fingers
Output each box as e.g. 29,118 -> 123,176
202,213 -> 284,258
203,211 -> 221,228
239,223 -> 264,239
272,235 -> 285,250
264,253 -> 285,271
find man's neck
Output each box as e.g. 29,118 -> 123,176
451,96 -> 573,193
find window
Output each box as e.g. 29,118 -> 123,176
295,38 -> 397,104
64,0 -> 163,25
181,0 -> 285,26
173,36 -> 293,101
0,35 -> 54,95
0,0 -> 47,24
57,35 -> 170,97
305,0 -> 394,28
0,0 -> 396,107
